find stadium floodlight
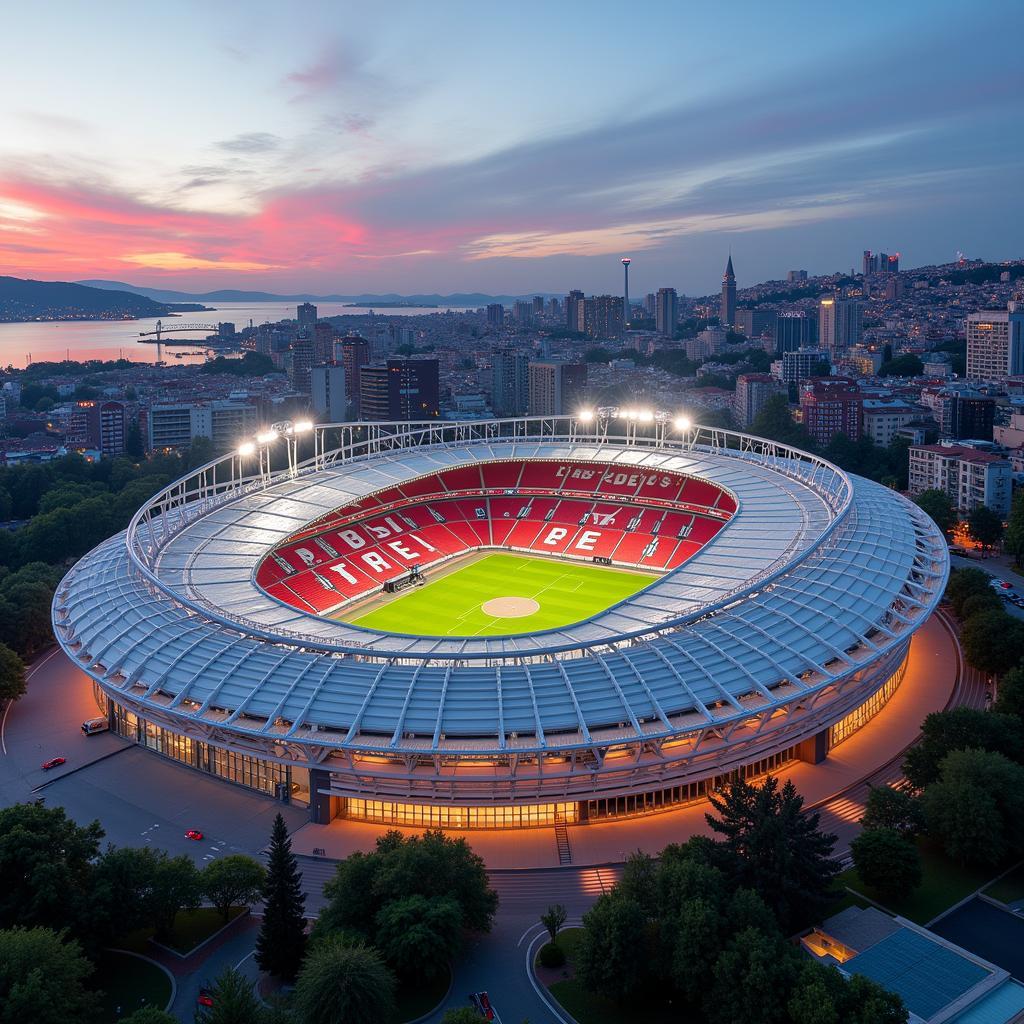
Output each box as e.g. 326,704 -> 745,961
638,409 -> 654,423
237,441 -> 256,457
674,416 -> 692,432
577,409 -> 594,423
256,430 -> 278,444
292,420 -> 314,433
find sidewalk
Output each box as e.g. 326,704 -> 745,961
289,613 -> 957,870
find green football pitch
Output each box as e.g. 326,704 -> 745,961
345,552 -> 657,637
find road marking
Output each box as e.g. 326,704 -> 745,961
234,950 -> 255,971
517,922 -> 545,948
525,929 -> 576,1024
1,648 -> 59,756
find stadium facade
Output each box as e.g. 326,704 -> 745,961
53,415 -> 948,830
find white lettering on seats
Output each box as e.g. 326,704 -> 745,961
543,527 -> 567,546
338,529 -> 366,550
386,540 -> 418,560
329,563 -> 359,585
575,530 -> 602,551
409,533 -> 437,553
361,551 -> 391,573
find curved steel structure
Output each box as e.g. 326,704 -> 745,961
52,416 -> 948,822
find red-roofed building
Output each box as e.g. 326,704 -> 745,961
799,378 -> 863,446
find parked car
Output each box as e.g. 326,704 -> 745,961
197,987 -> 214,1008
81,717 -> 109,735
185,829 -> 204,841
41,756 -> 66,770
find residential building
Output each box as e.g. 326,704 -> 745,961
733,373 -> 783,428
527,360 -> 586,416
799,379 -> 862,445
818,296 -> 863,354
311,363 -> 347,421
85,400 -> 127,457
861,399 -> 917,447
290,334 -> 314,394
966,301 -> 1024,382
579,295 -> 624,339
775,312 -> 818,354
297,302 -> 317,330
733,308 -> 776,340
565,290 -> 584,332
786,270 -> 808,282
513,300 -> 534,325
655,287 -> 678,338
908,442 -> 1011,516
491,349 -> 530,417
780,348 -> 829,385
336,336 -> 370,416
147,401 -> 257,451
685,326 -> 727,361
359,357 -> 440,421
932,387 -> 995,441
720,254 -> 736,327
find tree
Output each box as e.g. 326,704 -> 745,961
860,785 -> 923,834
850,828 -> 922,902
902,707 -> 1024,788
706,927 -> 797,1024
959,589 -> 1003,621
150,853 -> 201,940
1005,490 -> 1024,568
255,814 -> 306,983
968,504 -> 1004,552
92,845 -> 163,942
0,802 -> 103,941
879,354 -> 923,377
994,665 -> 1024,720
540,903 -> 567,942
748,394 -> 816,451
789,961 -> 906,1024
119,1008 -> 178,1024
194,967 -> 264,1024
960,610 -> 1024,676
441,1010 -> 484,1024
374,893 -> 462,981
923,748 -> 1024,866
0,927 -> 101,1024
706,775 -> 839,930
914,489 -> 954,535
670,896 -> 723,1003
574,893 -> 651,1001
945,567 -> 994,616
202,855 -> 265,923
294,936 -> 396,1024
0,643 -> 25,701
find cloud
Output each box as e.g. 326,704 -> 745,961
216,132 -> 281,154
120,251 -> 283,271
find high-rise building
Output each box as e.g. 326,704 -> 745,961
818,296 -> 862,354
579,296 -> 624,339
565,290 -> 584,332
966,301 -> 1024,382
720,254 -> 736,327
548,296 -> 561,318
733,374 -> 783,428
297,302 -> 318,330
644,293 -> 657,317
733,308 -> 777,340
861,251 -> 899,275
311,363 -> 347,422
359,358 -> 440,421
908,443 -> 1011,515
491,350 -> 530,417
147,401 -> 257,451
335,336 -> 370,416
799,379 -> 862,445
655,287 -> 678,338
775,313 -> 818,354
313,321 -> 335,364
486,303 -> 505,327
527,360 -> 587,416
621,258 -> 631,326
933,387 -> 996,441
787,270 -> 808,282
532,296 -> 544,316
85,400 -> 127,458
290,335 -> 315,394
513,300 -> 534,325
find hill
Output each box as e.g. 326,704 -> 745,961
0,276 -> 206,322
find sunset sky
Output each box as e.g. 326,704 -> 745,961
1,0 -> 1022,296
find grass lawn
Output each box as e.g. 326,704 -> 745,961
841,840 -> 1005,924
347,552 -> 656,637
391,965 -> 451,1023
122,906 -> 246,956
985,863 -> 1024,905
95,950 -> 171,1020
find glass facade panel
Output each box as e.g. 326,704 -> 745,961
828,660 -> 906,748
344,799 -> 579,829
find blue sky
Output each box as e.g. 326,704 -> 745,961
0,0 -> 1021,295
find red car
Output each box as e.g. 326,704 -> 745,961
197,987 -> 214,1007
41,756 -> 66,770
185,829 -> 204,841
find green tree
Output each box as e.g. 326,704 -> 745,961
914,489 -> 954,535
1005,490 -> 1024,568
706,927 -> 797,1024
0,643 -> 26,701
194,966 -> 264,1024
670,896 -> 723,1003
959,589 -> 1003,621
706,775 -> 839,930
945,567 -> 995,617
0,802 -> 103,940
119,1008 -> 178,1024
202,855 -> 265,923
150,854 -> 201,940
255,814 -> 307,983
879,354 -> 923,377
789,961 -> 906,1024
860,785 -> 924,834
92,845 -> 163,942
440,1010 -> 484,1024
374,893 -> 461,981
540,903 -> 567,942
850,828 -> 922,902
961,609 -> 1024,676
294,936 -> 396,1024
994,665 -> 1024,720
574,893 -> 651,1001
124,422 -> 145,458
748,394 -> 816,451
0,927 -> 101,1024
923,748 -> 1024,865
968,505 -> 1004,552
902,707 -> 1024,788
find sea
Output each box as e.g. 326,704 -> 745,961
0,301 -> 463,369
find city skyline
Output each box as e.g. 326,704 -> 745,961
1,0 -> 1022,296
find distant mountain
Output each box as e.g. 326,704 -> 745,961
75,279 -> 559,307
0,276 -> 205,323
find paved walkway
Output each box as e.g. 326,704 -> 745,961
290,613 -> 960,868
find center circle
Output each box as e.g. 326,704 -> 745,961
481,596 -> 541,618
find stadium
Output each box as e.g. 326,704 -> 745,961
52,413 -> 948,831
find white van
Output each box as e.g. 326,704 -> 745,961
81,717 -> 109,735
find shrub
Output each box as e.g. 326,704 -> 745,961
537,941 -> 566,968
